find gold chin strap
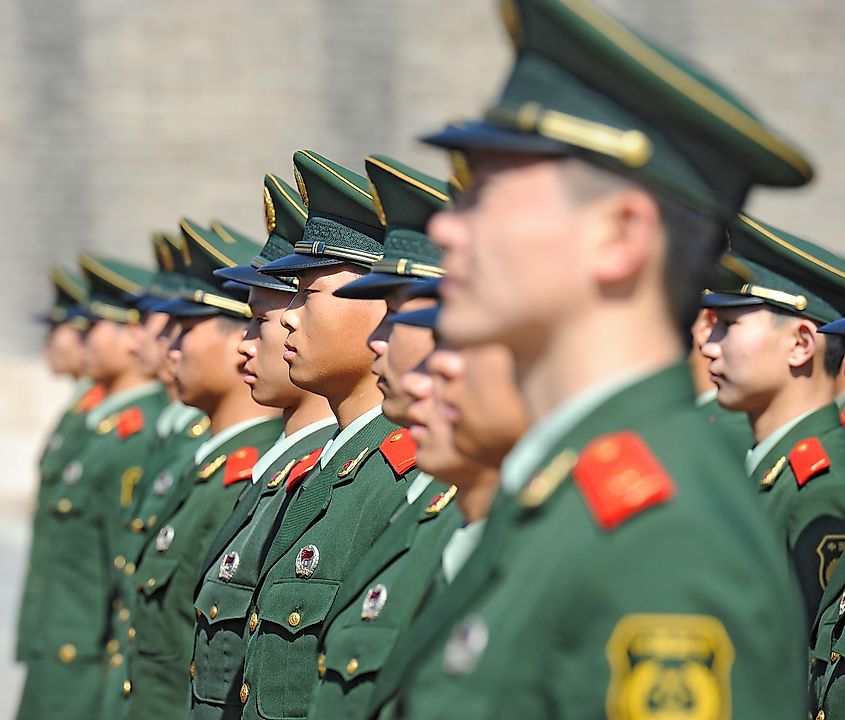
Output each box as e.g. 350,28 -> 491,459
293,241 -> 381,266
739,284 -> 808,312
370,258 -> 445,279
186,290 -> 252,319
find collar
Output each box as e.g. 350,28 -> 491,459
319,404 -> 383,469
69,377 -> 94,405
194,415 -> 276,465
154,401 -> 204,438
500,366 -> 652,494
745,407 -> 818,475
695,387 -> 718,407
836,391 -> 845,410
406,472 -> 434,505
442,519 -> 487,584
86,381 -> 162,429
251,416 -> 337,484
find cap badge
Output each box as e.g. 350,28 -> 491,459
219,551 -> 241,582
295,544 -> 320,579
156,525 -> 175,552
263,185 -> 276,234
361,583 -> 388,621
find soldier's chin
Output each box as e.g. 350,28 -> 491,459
437,303 -> 505,350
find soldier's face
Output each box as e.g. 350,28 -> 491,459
282,266 -> 386,399
239,286 -> 303,408
701,307 -> 808,414
135,312 -> 171,382
44,323 -> 86,377
83,319 -> 137,384
369,295 -> 436,426
432,154 -> 592,351
169,315 -> 245,411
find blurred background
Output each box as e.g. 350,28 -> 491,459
0,0 -> 843,712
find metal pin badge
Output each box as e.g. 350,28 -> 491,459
295,545 -> 320,579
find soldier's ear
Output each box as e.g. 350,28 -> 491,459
786,318 -> 820,371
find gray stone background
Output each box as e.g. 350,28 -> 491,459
0,0 -> 843,714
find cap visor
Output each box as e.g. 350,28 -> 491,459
421,120 -> 565,154
700,292 -> 766,309
333,272 -> 421,299
387,306 -> 440,329
819,318 -> 845,335
259,253 -> 345,276
155,298 -> 220,318
214,264 -> 297,292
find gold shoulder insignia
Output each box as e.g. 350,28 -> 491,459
266,457 -> 297,489
337,447 -> 369,478
519,449 -> 578,508
96,413 -> 120,435
199,454 -> 227,480
426,485 -> 458,514
760,455 -> 787,488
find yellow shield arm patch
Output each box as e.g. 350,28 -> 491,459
606,614 -> 734,720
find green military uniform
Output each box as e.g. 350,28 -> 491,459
810,550 -> 845,719
187,173 -> 338,720
366,0 -> 813,716
17,267 -> 96,663
696,388 -> 755,460
17,257 -> 168,720
308,156 -> 459,720
235,150 -> 419,720
702,216 -> 845,625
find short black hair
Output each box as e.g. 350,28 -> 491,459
824,332 -> 845,377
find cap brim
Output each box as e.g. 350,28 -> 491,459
259,253 -> 345,276
333,272 -> 422,299
421,120 -> 565,155
700,292 -> 766,309
819,318 -> 845,335
155,298 -> 220,318
387,306 -> 440,329
214,264 -> 297,292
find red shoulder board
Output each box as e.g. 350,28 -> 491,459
839,408 -> 845,428
223,447 -> 259,487
79,384 -> 106,412
572,431 -> 676,531
379,429 -> 417,475
116,407 -> 145,440
287,448 -> 323,492
789,437 -> 830,487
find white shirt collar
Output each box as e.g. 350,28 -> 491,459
406,472 -> 434,505
442,520 -> 487,584
86,381 -> 162,429
194,415 -> 276,466
319,404 -> 383,469
251,416 -> 337,484
745,407 -> 817,476
695,387 -> 718,407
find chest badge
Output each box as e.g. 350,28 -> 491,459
337,448 -> 369,478
295,545 -> 320,579
48,433 -> 64,452
62,460 -> 83,485
153,471 -> 174,496
219,551 -> 241,582
839,590 -> 845,618
361,584 -> 388,621
442,614 -> 489,676
156,525 -> 175,552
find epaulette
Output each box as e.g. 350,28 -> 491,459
789,437 -> 830,487
572,431 -> 675,531
116,407 -> 145,440
286,448 -> 323,492
223,447 -> 259,487
198,454 -> 227,480
76,384 -> 106,413
379,428 -> 417,475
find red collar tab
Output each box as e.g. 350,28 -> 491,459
789,437 -> 830,487
116,407 -> 145,440
379,428 -> 417,475
224,447 -> 259,486
287,448 -> 324,492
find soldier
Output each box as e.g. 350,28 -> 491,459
17,267 -> 99,666
124,220 -> 284,719
17,255 -> 169,720
187,174 -> 336,720
376,0 -> 815,716
235,150 -> 418,720
701,216 -> 845,625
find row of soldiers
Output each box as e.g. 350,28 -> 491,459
16,0 -> 845,718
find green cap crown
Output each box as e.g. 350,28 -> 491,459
294,149 -> 385,267
366,155 -> 447,279
431,0 -> 813,215
259,174 -> 308,265
146,232 -> 190,299
78,254 -> 155,324
45,266 -> 89,325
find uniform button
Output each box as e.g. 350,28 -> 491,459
346,658 -> 359,676
317,653 -> 326,678
190,662 -> 196,679
124,562 -> 136,576
833,652 -> 841,663
249,612 -> 259,633
57,498 -> 73,514
130,518 -> 144,533
110,653 -> 124,668
240,682 -> 250,704
118,608 -> 131,623
127,627 -> 136,642
123,680 -> 132,697
817,711 -> 826,720
114,555 -> 127,570
106,638 -> 120,654
210,604 -> 219,619
288,611 -> 301,627
58,644 -> 77,663
146,578 -> 156,589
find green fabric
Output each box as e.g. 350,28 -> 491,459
695,394 -> 754,464
189,421 -> 337,720
308,481 -> 461,720
15,384 -> 168,720
240,413 -> 416,720
45,266 -> 88,322
125,417 -> 283,720
809,552 -> 845,718
78,253 -> 157,320
746,403 -> 845,627
368,364 -> 806,720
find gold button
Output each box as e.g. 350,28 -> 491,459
118,608 -> 131,623
147,515 -> 157,527
317,653 -> 326,678
288,611 -> 301,627
130,518 -> 144,533
57,498 -> 72,514
817,711 -> 826,720
240,682 -> 249,704
127,627 -> 136,642
210,604 -> 218,619
249,612 -> 259,633
190,662 -> 196,679
146,578 -> 156,589
195,608 -> 202,619
124,562 -> 136,576
106,638 -> 120,654
110,653 -> 124,668
833,652 -> 840,663
346,658 -> 359,676
114,555 -> 127,570
58,644 -> 77,663
123,680 -> 132,697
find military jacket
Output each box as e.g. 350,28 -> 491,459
125,416 -> 283,720
308,476 -> 461,720
189,418 -> 337,720
748,403 -> 845,624
239,412 -> 416,720
810,555 -> 845,720
369,364 -> 806,720
16,381 -> 103,662
15,382 -> 168,720
696,391 -> 754,462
